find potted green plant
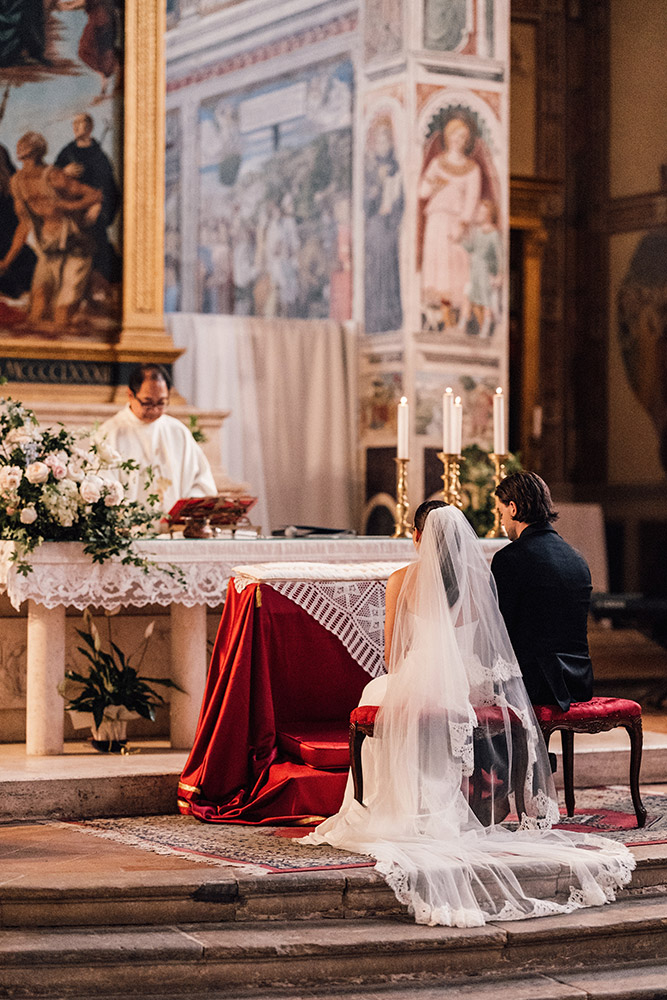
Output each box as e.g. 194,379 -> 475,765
60,608 -> 184,753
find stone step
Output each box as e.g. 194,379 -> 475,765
2,845 -> 666,930
45,963 -> 667,1000
2,898 -> 667,998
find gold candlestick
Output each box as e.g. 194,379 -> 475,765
392,457 -> 411,538
486,452 -> 509,538
437,452 -> 464,509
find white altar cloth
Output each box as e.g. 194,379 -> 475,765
0,537 -> 417,755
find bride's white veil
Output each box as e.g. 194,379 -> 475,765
309,505 -> 635,927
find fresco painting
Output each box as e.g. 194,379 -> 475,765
165,109 -> 181,313
364,107 -> 404,335
0,1 -> 122,341
617,229 -> 667,473
196,58 -> 353,320
364,0 -> 404,63
423,0 -> 471,52
415,369 -> 498,448
360,370 -> 403,436
417,100 -> 503,343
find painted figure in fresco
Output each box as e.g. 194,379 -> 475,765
0,0 -> 47,67
617,230 -> 667,473
330,195 -> 352,321
419,115 -> 482,332
57,0 -> 120,98
0,132 -> 101,329
364,119 -> 404,334
0,144 -> 36,303
260,195 -> 300,318
460,198 -> 502,338
424,0 -> 469,52
55,113 -> 121,293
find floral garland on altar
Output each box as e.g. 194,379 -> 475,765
0,394 -> 160,576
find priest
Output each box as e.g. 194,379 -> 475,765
98,363 -> 217,514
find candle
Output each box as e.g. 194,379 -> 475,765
453,396 -> 463,455
397,396 -> 409,459
442,387 -> 454,454
493,387 -> 506,455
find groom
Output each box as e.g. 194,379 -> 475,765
491,471 -> 594,711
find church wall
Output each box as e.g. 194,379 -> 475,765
603,0 -> 667,591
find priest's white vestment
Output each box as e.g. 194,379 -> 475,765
98,405 -> 217,514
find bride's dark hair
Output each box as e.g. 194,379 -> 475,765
413,500 -> 459,607
413,499 -> 448,533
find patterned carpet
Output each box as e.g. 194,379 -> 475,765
67,786 -> 667,873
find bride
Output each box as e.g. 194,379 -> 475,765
302,501 -> 635,927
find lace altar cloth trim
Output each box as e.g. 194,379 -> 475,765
267,578 -> 389,679
0,538 -> 414,611
232,561 -> 410,583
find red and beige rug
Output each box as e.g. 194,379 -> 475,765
66,786 -> 667,874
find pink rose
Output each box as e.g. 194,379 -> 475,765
0,466 -> 22,490
103,480 -> 125,507
44,452 -> 68,480
20,507 -> 37,524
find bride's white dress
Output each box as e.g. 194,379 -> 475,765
302,507 -> 635,927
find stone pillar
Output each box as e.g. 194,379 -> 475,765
26,602 -> 65,756
169,603 -> 208,749
358,0 -> 511,530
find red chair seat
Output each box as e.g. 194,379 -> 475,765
532,696 -> 642,725
350,705 -> 379,726
276,723 -> 350,770
532,695 -> 646,828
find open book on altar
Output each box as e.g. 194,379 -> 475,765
167,495 -> 258,526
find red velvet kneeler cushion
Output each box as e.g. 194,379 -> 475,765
276,723 -> 350,770
532,697 -> 642,725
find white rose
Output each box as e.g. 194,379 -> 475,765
96,440 -> 122,466
20,507 -> 37,524
79,475 -> 104,504
67,459 -> 86,482
25,462 -> 50,484
103,480 -> 125,507
0,466 -> 22,490
5,427 -> 40,448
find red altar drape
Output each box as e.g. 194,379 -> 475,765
178,581 -> 372,824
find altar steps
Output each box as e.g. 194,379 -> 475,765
3,726 -> 667,822
2,898 -> 667,999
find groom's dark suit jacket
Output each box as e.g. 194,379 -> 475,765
490,521 -> 594,710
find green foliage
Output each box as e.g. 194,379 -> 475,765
460,445 -> 522,537
61,610 -> 184,729
187,414 -> 207,444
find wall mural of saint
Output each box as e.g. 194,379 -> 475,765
0,0 -> 122,342
363,114 -> 404,334
617,229 -> 667,472
417,105 -> 502,340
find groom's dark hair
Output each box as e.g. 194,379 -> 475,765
495,471 -> 558,525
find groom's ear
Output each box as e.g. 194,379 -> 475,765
508,501 -> 518,519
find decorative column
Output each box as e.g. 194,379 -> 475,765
26,602 -> 66,755
358,0 -> 511,526
169,603 -> 208,749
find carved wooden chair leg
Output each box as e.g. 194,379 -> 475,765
625,717 -> 647,828
511,725 -> 528,820
560,729 -> 576,817
349,722 -> 367,805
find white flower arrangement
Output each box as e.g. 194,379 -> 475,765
0,395 -> 161,575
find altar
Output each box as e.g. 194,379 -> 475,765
0,536 -> 417,755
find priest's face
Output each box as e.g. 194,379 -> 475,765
129,377 -> 170,423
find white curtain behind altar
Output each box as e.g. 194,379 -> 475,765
166,314 -> 359,535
